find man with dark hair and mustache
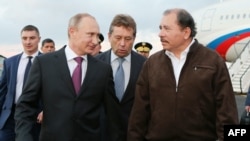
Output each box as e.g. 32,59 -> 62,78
128,8 -> 238,141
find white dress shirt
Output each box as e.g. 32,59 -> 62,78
65,45 -> 87,84
15,51 -> 39,103
165,39 -> 195,87
110,51 -> 131,92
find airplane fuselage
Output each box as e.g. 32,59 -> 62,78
193,0 -> 250,62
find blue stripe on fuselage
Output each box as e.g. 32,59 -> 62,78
207,28 -> 250,50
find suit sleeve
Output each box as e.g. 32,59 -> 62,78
127,61 -> 150,141
14,57 -> 41,141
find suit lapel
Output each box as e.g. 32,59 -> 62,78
12,54 -> 22,82
103,49 -> 112,64
54,47 -> 76,95
100,50 -> 138,103
96,50 -> 142,103
8,54 -> 22,105
79,55 -> 99,95
121,51 -> 140,103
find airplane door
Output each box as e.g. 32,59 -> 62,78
201,8 -> 216,31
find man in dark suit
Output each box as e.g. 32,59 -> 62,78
0,25 -> 41,141
14,13 -> 122,141
96,14 -> 146,140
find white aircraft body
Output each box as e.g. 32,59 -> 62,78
193,0 -> 250,93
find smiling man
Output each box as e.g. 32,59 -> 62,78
0,25 -> 41,141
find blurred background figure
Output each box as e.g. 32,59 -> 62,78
37,38 -> 56,124
91,33 -> 104,56
40,38 -> 55,53
134,41 -> 153,58
0,55 -> 6,77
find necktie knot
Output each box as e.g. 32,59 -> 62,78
28,56 -> 33,60
118,58 -> 125,65
74,57 -> 83,64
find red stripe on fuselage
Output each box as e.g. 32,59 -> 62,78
216,32 -> 250,60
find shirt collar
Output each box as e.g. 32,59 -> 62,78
110,49 -> 131,63
21,51 -> 39,59
165,38 -> 195,58
65,45 -> 87,61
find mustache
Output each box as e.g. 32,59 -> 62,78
160,39 -> 168,42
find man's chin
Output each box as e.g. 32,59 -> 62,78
117,52 -> 129,58
86,50 -> 94,54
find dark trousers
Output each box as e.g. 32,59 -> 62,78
0,107 -> 41,141
0,110 -> 15,141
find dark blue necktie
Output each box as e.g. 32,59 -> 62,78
114,58 -> 125,101
23,56 -> 33,87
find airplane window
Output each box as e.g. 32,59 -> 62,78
237,14 -> 240,19
220,15 -> 223,20
243,14 -> 246,19
225,15 -> 229,19
231,15 -> 234,19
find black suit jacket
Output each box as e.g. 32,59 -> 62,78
15,47 -> 123,141
96,49 -> 146,140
